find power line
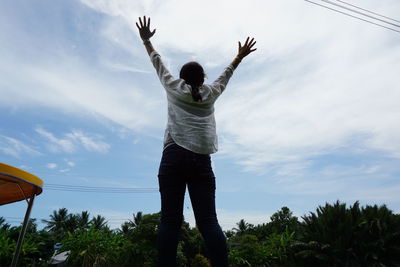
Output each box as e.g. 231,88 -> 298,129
45,183 -> 154,190
334,0 -> 400,23
44,183 -> 158,193
321,0 -> 400,28
304,0 -> 400,34
35,170 -> 146,181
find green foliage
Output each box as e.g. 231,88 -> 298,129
0,217 -> 11,231
180,222 -> 207,264
1,202 -> 399,266
0,231 -> 14,266
293,201 -> 400,266
264,228 -> 296,265
42,207 -> 76,240
234,219 -> 254,235
60,227 -> 123,267
250,207 -> 300,241
0,219 -> 53,267
228,234 -> 269,266
191,253 -> 211,267
91,215 -> 109,231
76,211 -> 91,230
269,207 -> 300,235
228,228 -> 297,267
119,212 -> 160,266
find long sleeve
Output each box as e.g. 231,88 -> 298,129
150,51 -> 188,95
210,64 -> 235,97
150,52 -> 228,154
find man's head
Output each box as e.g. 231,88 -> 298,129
180,62 -> 205,102
180,61 -> 205,88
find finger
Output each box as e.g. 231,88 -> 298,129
249,38 -> 254,46
148,17 -> 151,29
151,29 -> 156,36
249,41 -> 257,48
238,41 -> 242,49
245,37 -> 250,46
139,17 -> 144,27
250,48 -> 257,53
136,22 -> 141,30
143,16 -> 147,27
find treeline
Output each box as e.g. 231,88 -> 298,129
1,201 -> 400,266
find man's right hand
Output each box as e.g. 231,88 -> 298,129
237,37 -> 257,60
136,16 -> 156,41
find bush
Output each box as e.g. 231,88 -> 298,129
60,228 -> 123,267
293,201 -> 400,266
191,253 -> 211,267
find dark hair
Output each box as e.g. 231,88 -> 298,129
180,61 -> 205,102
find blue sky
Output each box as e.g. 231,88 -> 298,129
1,0 -> 400,230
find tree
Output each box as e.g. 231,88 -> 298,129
133,211 -> 143,227
42,207 -> 70,240
293,201 -> 400,266
90,215 -> 108,231
228,234 -> 269,266
0,202 -> 398,266
0,230 -> 15,265
121,212 -> 161,266
121,211 -> 143,235
76,211 -> 91,230
191,253 -> 211,267
180,222 -> 207,264
61,228 -> 123,267
0,217 -> 11,231
233,219 -> 254,235
268,207 -> 299,234
1,218 -> 53,266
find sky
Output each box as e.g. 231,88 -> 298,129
1,0 -> 400,231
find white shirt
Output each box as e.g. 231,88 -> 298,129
150,50 -> 235,154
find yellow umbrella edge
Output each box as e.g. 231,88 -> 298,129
0,162 -> 44,189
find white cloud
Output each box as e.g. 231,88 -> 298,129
35,127 -> 76,153
66,130 -> 110,153
0,135 -> 41,158
250,160 -> 400,201
2,0 -> 399,236
64,159 -> 76,167
1,0 -> 399,173
46,163 -> 57,169
36,127 -> 111,154
76,0 -> 400,172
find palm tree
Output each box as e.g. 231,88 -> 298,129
42,208 -> 70,239
120,212 -> 143,234
295,201 -> 400,266
132,211 -> 143,227
76,211 -> 90,230
0,217 -> 10,231
90,215 -> 108,230
233,219 -> 253,235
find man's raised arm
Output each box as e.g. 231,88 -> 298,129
231,37 -> 257,69
136,16 -> 156,56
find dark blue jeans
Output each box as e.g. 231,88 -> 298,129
157,144 -> 228,267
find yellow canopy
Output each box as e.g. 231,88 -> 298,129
0,162 -> 43,205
